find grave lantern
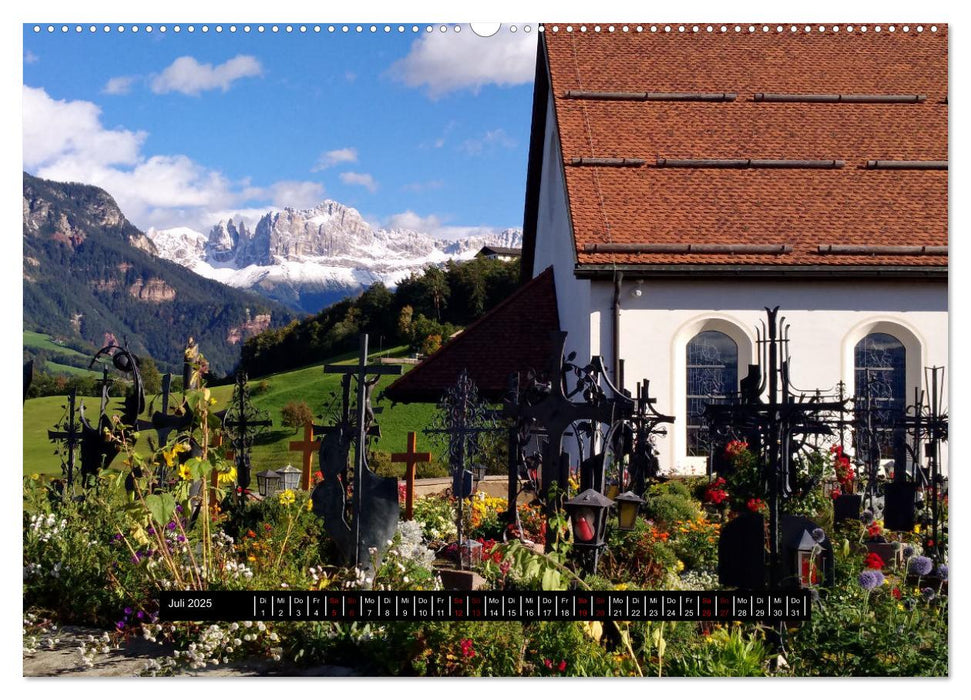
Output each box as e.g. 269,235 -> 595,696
564,489 -> 614,547
276,464 -> 302,491
796,530 -> 823,587
256,469 -> 281,497
613,491 -> 645,531
471,462 -> 488,483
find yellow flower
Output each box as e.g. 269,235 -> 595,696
913,524 -> 922,534
217,467 -> 237,486
177,464 -> 192,481
306,498 -> 313,511
278,489 -> 296,506
30,473 -> 40,481
581,621 -> 603,643
676,560 -> 685,572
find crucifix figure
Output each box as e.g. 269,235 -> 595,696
221,371 -> 272,496
48,389 -> 82,493
311,334 -> 402,570
392,431 -> 432,520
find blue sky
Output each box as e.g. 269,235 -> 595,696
22,23 -> 538,237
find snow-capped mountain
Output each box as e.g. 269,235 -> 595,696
148,201 -> 523,313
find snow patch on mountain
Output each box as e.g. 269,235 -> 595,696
147,200 -> 522,313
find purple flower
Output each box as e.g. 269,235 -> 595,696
908,556 -> 933,576
124,607 -> 133,616
147,527 -> 155,535
176,535 -> 186,543
136,611 -> 144,620
167,521 -> 177,531
175,504 -> 183,513
858,570 -> 885,590
936,564 -> 948,581
112,533 -> 122,542
902,545 -> 915,558
811,528 -> 826,543
861,510 -> 875,525
115,621 -> 125,630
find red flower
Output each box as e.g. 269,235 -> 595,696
892,587 -> 902,599
831,487 -> 842,499
246,529 -> 256,538
558,661 -> 567,672
544,659 -> 553,669
460,638 -> 475,659
747,498 -> 765,513
864,552 -> 885,569
725,440 -> 749,459
867,522 -> 882,538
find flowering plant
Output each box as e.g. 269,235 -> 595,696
830,445 -> 854,493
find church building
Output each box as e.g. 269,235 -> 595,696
518,25 -> 948,474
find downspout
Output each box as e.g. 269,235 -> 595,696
612,270 -> 623,387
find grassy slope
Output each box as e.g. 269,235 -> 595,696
24,349 -> 440,476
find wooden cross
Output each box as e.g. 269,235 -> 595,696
209,433 -> 234,489
289,421 -> 321,490
391,431 -> 432,520
48,389 -> 82,489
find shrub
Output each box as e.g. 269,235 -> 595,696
645,481 -> 701,524
280,400 -> 314,433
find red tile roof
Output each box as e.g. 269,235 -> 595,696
543,25 -> 948,270
383,267 -> 560,403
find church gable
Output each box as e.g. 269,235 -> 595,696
535,25 -> 947,275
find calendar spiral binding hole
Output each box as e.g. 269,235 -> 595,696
32,23 -> 940,35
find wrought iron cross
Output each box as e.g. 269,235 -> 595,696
321,335 -> 402,568
222,371 -> 272,493
48,389 -> 82,490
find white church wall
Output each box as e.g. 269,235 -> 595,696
531,91 -> 592,364
602,277 -> 947,476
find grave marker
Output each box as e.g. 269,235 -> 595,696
391,431 -> 432,520
289,421 -> 321,490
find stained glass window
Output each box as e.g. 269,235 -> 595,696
686,330 -> 738,456
854,333 -> 906,459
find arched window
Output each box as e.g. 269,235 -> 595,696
854,332 -> 906,458
686,330 -> 738,456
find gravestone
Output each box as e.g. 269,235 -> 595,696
833,494 -> 862,524
718,512 -> 766,589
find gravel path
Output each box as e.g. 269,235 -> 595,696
22,625 -> 360,677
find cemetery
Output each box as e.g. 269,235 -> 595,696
22,308 -> 948,676
23,24 -> 948,679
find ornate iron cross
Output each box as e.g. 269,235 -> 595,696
48,389 -> 82,491
222,371 -> 272,493
425,370 -> 499,566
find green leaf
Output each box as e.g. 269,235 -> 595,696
144,493 -> 176,526
541,568 -> 561,591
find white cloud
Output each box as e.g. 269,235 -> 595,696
389,25 -> 537,98
459,128 -> 517,156
23,86 -> 144,170
264,181 -> 326,209
386,210 -> 443,232
23,86 -> 323,232
103,76 -> 136,95
24,50 -> 39,64
339,171 -> 378,193
385,210 -> 507,241
312,147 -> 358,172
401,179 -> 445,193
150,54 -> 263,96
